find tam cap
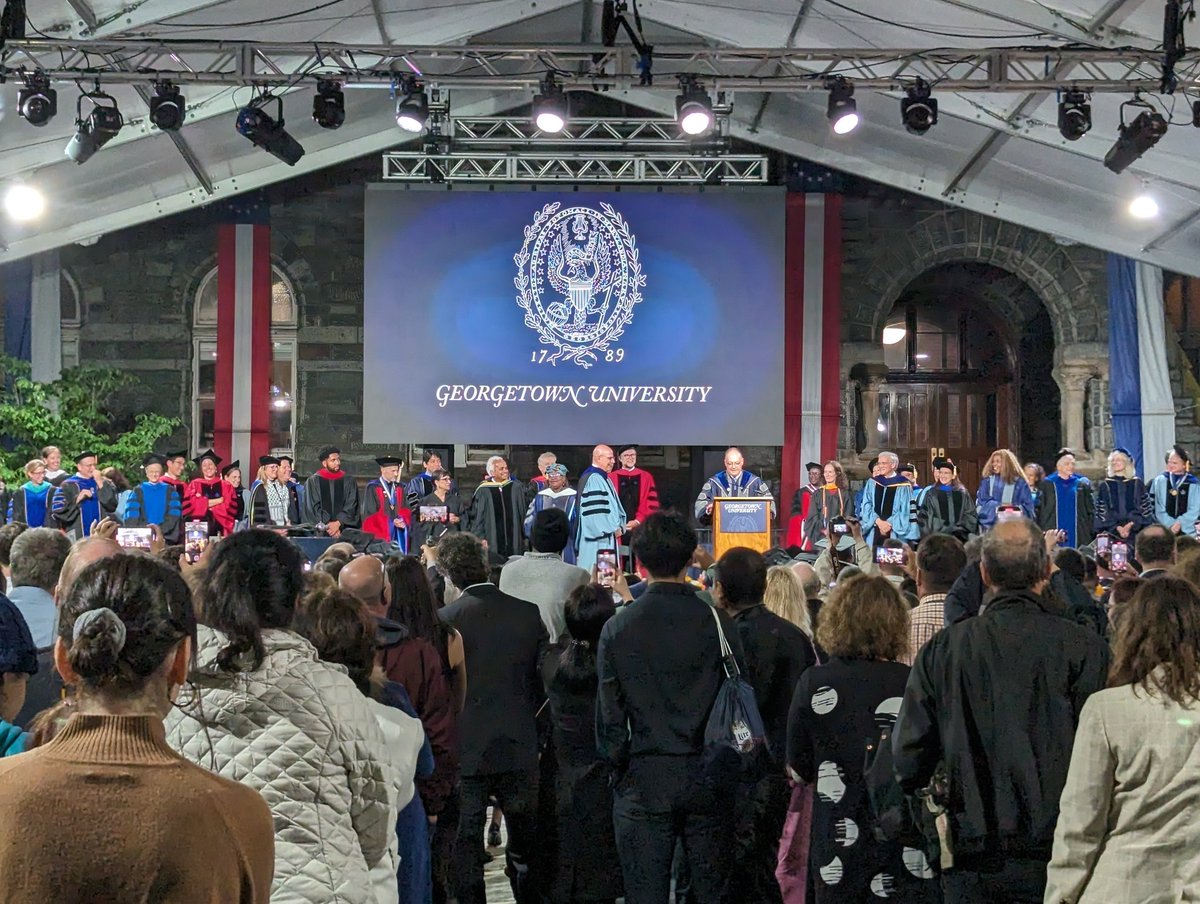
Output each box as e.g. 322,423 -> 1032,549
932,457 -> 955,471
192,448 -> 221,467
617,444 -> 638,455
259,455 -> 280,467
142,453 -> 166,468
804,461 -> 822,472
317,445 -> 340,462
221,461 -> 241,478
375,456 -> 403,468
74,451 -> 98,464
1169,444 -> 1191,466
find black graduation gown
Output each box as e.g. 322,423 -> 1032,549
301,471 -> 361,528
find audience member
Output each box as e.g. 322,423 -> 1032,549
714,547 -> 815,904
904,532 -> 967,665
499,507 -> 590,643
7,527 -> 71,649
345,553 -> 459,904
1175,533 -> 1200,556
787,574 -> 936,903
166,529 -> 393,904
764,564 -> 814,638
0,521 -> 28,592
293,586 -> 428,904
1104,575 -> 1142,628
597,511 -> 744,904
1046,576 -> 1200,903
0,597 -> 36,754
0,555 -> 275,902
539,583 -> 623,904
438,531 -> 548,904
894,518 -> 1110,903
1135,523 -> 1175,577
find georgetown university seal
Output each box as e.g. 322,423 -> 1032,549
514,202 -> 646,368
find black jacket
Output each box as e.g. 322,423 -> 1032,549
596,582 -> 745,770
729,604 -> 816,764
440,583 -> 548,776
894,589 -> 1110,859
944,563 -> 1099,633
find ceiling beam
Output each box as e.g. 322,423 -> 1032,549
749,0 -> 817,132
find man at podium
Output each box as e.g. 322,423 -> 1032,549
694,447 -> 776,524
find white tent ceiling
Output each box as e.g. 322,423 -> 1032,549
2,0 -> 1198,275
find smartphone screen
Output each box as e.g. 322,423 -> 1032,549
1095,534 -> 1111,556
1111,542 -> 1128,572
597,550 -> 617,588
832,521 -> 849,535
184,520 -> 209,564
875,546 -> 906,566
116,527 -> 153,549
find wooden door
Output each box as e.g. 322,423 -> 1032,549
877,383 -> 1009,490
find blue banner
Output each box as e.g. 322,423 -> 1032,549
363,186 -> 786,445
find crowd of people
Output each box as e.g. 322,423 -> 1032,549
0,438 -> 1197,904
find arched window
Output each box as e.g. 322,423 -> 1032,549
192,264 -> 298,452
60,271 -> 83,369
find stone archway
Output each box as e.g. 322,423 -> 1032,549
839,203 -> 1110,472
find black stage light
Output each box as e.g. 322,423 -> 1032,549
395,81 -> 428,134
901,79 -> 937,134
675,78 -> 713,136
236,94 -> 305,166
149,81 -> 185,132
312,79 -> 345,130
533,75 -> 568,134
1192,99 -> 1200,127
1103,107 -> 1167,174
1057,89 -> 1091,141
17,72 -> 56,127
65,90 -> 123,165
827,78 -> 858,135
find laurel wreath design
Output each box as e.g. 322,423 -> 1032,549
514,202 -> 646,369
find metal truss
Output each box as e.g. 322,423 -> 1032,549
381,152 -> 769,183
1,38 -> 1196,93
450,117 -> 715,147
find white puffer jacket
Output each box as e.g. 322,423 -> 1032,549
165,625 -> 394,904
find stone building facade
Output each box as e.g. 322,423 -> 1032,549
10,149 -> 1185,499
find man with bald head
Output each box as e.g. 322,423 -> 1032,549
893,518 -> 1109,901
695,446 -> 775,525
575,444 -> 626,572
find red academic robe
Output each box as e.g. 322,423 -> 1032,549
786,484 -> 819,550
362,479 -> 412,551
186,476 -> 236,535
609,466 -> 659,523
162,475 -> 190,520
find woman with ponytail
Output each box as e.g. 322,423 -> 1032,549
539,583 -> 622,904
164,529 -> 394,904
0,554 -> 275,902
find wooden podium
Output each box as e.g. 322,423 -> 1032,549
712,497 -> 773,558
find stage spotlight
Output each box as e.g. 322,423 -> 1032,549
236,94 -> 305,166
675,78 -> 714,136
149,81 -> 185,132
533,75 -> 568,134
1103,105 -> 1167,174
312,80 -> 345,130
901,79 -> 937,134
395,81 -> 429,133
1129,192 -> 1159,218
17,72 -> 56,127
65,90 -> 123,165
827,78 -> 858,135
1057,89 -> 1091,141
4,183 -> 44,222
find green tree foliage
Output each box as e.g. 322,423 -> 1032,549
0,357 -> 179,484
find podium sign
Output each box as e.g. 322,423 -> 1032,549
712,497 -> 773,558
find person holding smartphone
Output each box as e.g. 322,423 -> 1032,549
803,461 -> 850,551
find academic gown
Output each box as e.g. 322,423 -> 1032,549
51,476 -> 118,541
467,479 -> 528,561
362,478 -> 412,552
8,483 -> 52,528
693,470 -> 776,525
413,492 -> 463,548
123,481 -> 184,543
1036,474 -> 1095,548
249,480 -> 300,527
301,469 -> 361,528
858,475 -> 917,546
405,472 -> 459,510
1149,471 -> 1200,537
185,477 -> 236,536
1094,476 -> 1152,539
787,483 -> 820,549
610,466 -> 659,565
162,476 -> 190,520
918,484 -> 979,541
975,475 -> 1035,531
803,486 -> 851,550
577,466 -> 626,572
524,487 -> 581,565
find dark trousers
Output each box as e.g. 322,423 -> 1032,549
613,756 -> 734,904
454,770 -> 539,904
942,856 -> 1046,904
730,773 -> 789,904
431,787 -> 459,904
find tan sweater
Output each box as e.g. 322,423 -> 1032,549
0,713 -> 275,903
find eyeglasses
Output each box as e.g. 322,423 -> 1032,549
436,476 -> 451,482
